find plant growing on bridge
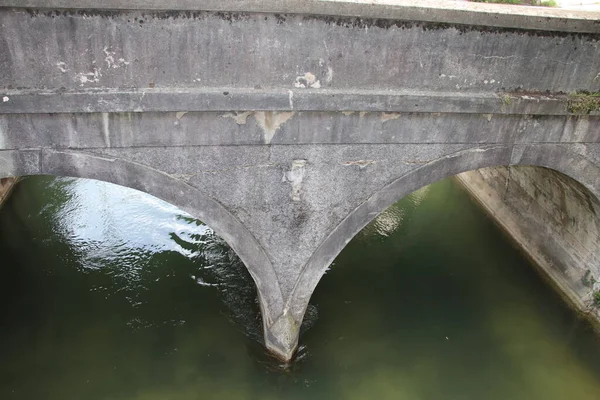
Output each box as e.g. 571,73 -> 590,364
594,291 -> 600,308
567,92 -> 600,115
583,270 -> 596,287
499,93 -> 513,112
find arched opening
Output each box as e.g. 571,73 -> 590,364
0,174 -> 293,397
0,149 -> 284,323
290,144 -> 600,322
298,169 -> 600,399
282,143 -> 600,369
0,149 -> 296,368
0,174 -> 264,332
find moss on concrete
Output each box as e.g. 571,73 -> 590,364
567,92 -> 600,115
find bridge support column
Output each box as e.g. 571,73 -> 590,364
261,269 -> 320,362
264,311 -> 302,362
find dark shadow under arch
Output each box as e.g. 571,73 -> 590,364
0,149 -> 285,324
289,144 -> 600,319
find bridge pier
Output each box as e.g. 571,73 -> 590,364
264,312 -> 302,362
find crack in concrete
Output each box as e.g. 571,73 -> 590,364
343,159 -> 376,168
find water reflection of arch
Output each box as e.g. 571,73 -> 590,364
289,144 -> 600,320
0,149 -> 284,325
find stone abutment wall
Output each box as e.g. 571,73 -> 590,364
456,167 -> 600,328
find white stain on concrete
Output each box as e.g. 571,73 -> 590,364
102,112 -> 111,147
470,54 -> 519,61
0,119 -> 6,149
75,68 -> 102,85
56,62 -> 68,73
325,66 -> 334,84
282,159 -> 307,201
288,90 -> 294,109
2,96 -> 8,103
294,72 -> 321,89
135,90 -> 147,112
104,47 -> 130,69
254,112 -> 295,144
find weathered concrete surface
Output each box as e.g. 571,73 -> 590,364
1,6 -> 599,94
0,1 -> 599,360
456,167 -> 600,329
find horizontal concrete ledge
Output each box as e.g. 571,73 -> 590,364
0,0 -> 599,33
0,88 -> 579,116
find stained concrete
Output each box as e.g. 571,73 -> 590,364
456,167 -> 600,328
1,9 -> 599,94
0,1 -> 599,360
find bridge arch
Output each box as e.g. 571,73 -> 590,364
288,144 -> 600,322
0,149 -> 285,329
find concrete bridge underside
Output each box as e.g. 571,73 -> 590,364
1,0 -> 599,361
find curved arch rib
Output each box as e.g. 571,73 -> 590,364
0,149 -> 288,357
287,143 -> 600,340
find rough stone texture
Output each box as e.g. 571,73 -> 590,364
0,2 -> 599,360
0,8 -> 599,94
456,167 -> 600,327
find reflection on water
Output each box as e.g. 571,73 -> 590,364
1,176 -> 600,399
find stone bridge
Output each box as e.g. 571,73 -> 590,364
1,0 -> 599,361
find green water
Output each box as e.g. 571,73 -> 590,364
1,176 -> 600,400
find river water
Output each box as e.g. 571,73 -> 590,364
1,176 -> 600,399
